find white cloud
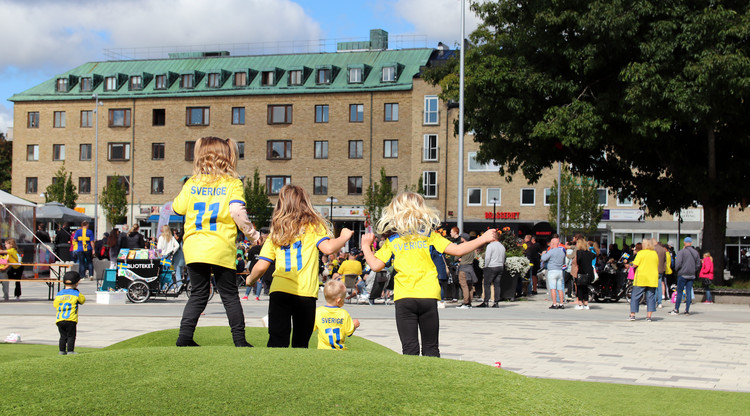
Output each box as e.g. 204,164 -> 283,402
0,104 -> 12,135
393,0 -> 482,47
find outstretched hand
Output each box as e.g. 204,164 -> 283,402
481,229 -> 497,243
339,227 -> 354,241
361,233 -> 375,248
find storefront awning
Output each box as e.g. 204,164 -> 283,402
146,214 -> 184,223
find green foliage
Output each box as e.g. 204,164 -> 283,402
243,168 -> 272,229
100,175 -> 127,226
548,167 -> 604,238
45,164 -> 77,208
0,134 -> 11,192
403,175 -> 425,195
498,227 -> 523,257
363,167 -> 395,230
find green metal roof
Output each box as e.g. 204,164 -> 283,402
9,49 -> 433,102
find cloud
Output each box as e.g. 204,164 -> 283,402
0,104 -> 12,136
393,0 -> 482,47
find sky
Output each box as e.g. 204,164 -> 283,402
0,0 -> 481,135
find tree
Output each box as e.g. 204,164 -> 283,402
364,167 -> 396,230
0,133 -> 11,192
426,1 -> 750,282
45,164 -> 78,208
100,175 -> 128,226
243,168 -> 272,229
548,167 -> 604,239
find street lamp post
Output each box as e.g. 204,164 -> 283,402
326,196 -> 338,222
490,198 -> 498,228
93,94 -> 101,235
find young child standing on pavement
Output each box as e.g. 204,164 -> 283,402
361,192 -> 495,357
54,271 -> 86,355
247,184 -> 353,348
173,136 -> 259,348
0,238 -> 23,300
314,279 -> 360,350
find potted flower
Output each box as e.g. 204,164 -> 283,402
498,227 -> 529,300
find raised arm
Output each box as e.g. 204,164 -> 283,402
443,229 -> 496,257
246,258 -> 271,287
230,202 -> 260,243
360,233 -> 385,272
318,228 -> 354,255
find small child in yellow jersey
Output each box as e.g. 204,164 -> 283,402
54,271 -> 86,355
314,280 -> 360,350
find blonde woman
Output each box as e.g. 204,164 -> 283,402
629,239 -> 659,321
574,238 -> 596,309
361,192 -> 495,357
157,225 -> 179,259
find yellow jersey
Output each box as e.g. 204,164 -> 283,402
374,232 -> 452,301
6,248 -> 20,269
337,259 -> 362,276
259,225 -> 330,298
54,289 -> 86,323
633,249 -> 659,287
314,305 -> 355,350
172,176 -> 245,269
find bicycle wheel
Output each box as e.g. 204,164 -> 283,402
185,281 -> 215,301
127,281 -> 150,303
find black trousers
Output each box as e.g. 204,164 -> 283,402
394,298 -> 440,357
267,291 -> 316,348
483,266 -> 503,303
178,263 -> 246,344
57,321 -> 77,352
8,267 -> 22,297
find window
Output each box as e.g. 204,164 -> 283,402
80,144 -> 92,161
387,176 -> 398,192
152,109 -> 165,126
27,112 -> 39,128
130,75 -> 142,90
79,177 -> 91,194
487,188 -> 501,206
521,188 -> 536,206
53,111 -> 66,128
423,171 -> 437,198
468,151 -> 500,171
185,141 -> 195,161
53,144 -> 65,161
234,72 -> 247,87
26,178 -> 37,194
313,177 -> 328,195
232,107 -> 245,125
348,140 -> 363,159
316,68 -> 331,84
152,143 -> 165,160
151,177 -> 164,194
155,75 -> 167,89
108,143 -> 130,161
186,107 -> 209,126
26,145 -> 39,161
56,78 -> 68,92
109,109 -> 131,127
544,188 -> 553,206
261,71 -> 274,86
107,175 -> 130,194
349,104 -> 364,122
289,70 -> 303,86
348,67 -> 362,83
105,76 -> 117,91
314,141 -> 328,159
267,140 -> 292,160
267,105 -> 292,124
81,110 -> 93,128
80,77 -> 92,92
384,103 -> 399,121
597,189 -> 608,206
237,141 -> 245,160
384,140 -> 398,158
382,66 -> 396,82
315,105 -> 329,123
617,193 -> 633,206
181,74 -> 194,89
424,95 -> 439,125
266,176 -> 291,195
468,188 -> 482,206
423,134 -> 438,161
348,176 -> 363,195
207,73 -> 220,88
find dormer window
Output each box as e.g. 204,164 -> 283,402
80,77 -> 92,92
130,76 -> 143,90
316,68 -> 331,85
181,74 -> 194,89
261,71 -> 275,86
348,67 -> 362,84
105,76 -> 118,91
382,66 -> 396,82
155,74 -> 167,90
207,73 -> 220,88
289,70 -> 303,86
56,78 -> 68,92
234,72 -> 247,87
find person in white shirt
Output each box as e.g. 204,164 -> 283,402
478,231 -> 506,308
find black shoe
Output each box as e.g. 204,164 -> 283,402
234,341 -> 254,347
532,291 -> 538,295
558,304 -> 565,310
549,304 -> 558,309
476,302 -> 488,308
176,338 -> 200,347
491,303 -> 500,308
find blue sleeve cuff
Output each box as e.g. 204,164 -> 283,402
258,256 -> 273,263
316,237 -> 330,248
229,200 -> 245,205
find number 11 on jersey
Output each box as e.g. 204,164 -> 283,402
283,241 -> 303,272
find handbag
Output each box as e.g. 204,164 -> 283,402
576,273 -> 593,286
627,266 -> 635,280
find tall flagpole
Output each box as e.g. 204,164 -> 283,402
457,0 -> 466,233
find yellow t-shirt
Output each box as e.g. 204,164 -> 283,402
374,232 -> 452,301
633,249 -> 659,287
314,305 -> 355,350
7,248 -> 20,269
259,225 -> 330,298
337,259 -> 362,276
172,176 -> 245,270
54,289 -> 86,323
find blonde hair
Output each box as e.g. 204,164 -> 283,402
129,224 -> 140,234
160,225 -> 172,242
703,252 -> 712,259
575,238 -> 588,251
192,136 -> 239,183
269,184 -> 331,247
641,239 -> 654,250
376,192 -> 440,240
323,279 -> 346,304
4,238 -> 17,250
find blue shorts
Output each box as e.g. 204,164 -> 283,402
546,270 -> 564,291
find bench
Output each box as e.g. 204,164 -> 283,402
0,278 -> 61,300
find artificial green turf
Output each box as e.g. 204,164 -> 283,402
1,328 -> 749,415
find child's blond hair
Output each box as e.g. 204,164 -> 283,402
4,238 -> 17,249
269,184 -> 331,247
323,279 -> 346,304
376,192 -> 440,240
191,136 -> 239,183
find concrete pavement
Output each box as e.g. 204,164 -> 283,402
2,278 -> 749,392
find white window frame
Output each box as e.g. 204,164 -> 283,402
423,171 -> 438,198
468,151 -> 500,171
423,134 -> 438,161
348,67 -> 362,83
424,95 -> 439,125
597,188 -> 608,206
543,188 -> 553,206
520,188 -> 536,206
617,191 -> 633,207
382,66 -> 396,82
487,188 -> 501,206
467,188 -> 482,206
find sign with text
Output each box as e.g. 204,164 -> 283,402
484,211 -> 520,220
603,209 -> 644,221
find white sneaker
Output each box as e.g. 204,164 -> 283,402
575,305 -> 584,310
583,305 -> 590,310
457,304 -> 472,309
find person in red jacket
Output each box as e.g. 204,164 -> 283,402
699,252 -> 714,304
